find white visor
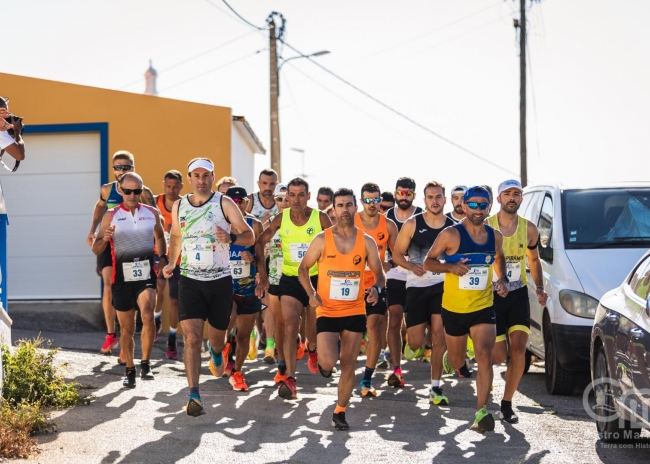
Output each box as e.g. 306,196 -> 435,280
188,159 -> 214,173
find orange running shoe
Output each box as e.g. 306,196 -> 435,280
307,349 -> 319,374
296,337 -> 306,361
229,370 -> 249,391
274,370 -> 288,385
100,334 -> 118,354
117,350 -> 126,366
278,377 -> 298,399
209,343 -> 228,378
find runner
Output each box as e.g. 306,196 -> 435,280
226,186 -> 264,391
446,185 -> 467,224
86,150 -> 156,356
0,96 -> 25,162
317,186 -> 334,211
153,170 -> 184,359
325,205 -> 336,226
392,182 -> 454,405
246,169 -> 279,228
91,172 -> 167,388
423,185 -> 508,433
380,192 -> 395,215
216,176 -> 237,194
384,177 -> 423,387
298,188 -> 385,430
162,158 -> 254,416
255,177 -> 332,399
354,182 -> 398,397
488,179 -> 548,423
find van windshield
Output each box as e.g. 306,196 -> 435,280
562,188 -> 650,249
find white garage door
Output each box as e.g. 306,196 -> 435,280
0,132 -> 101,299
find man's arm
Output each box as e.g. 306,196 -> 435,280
526,220 -> 548,305
423,228 -> 469,275
298,233 -> 325,308
241,217 -> 263,264
87,184 -> 111,246
384,217 -> 399,272
255,213 -> 282,287
141,186 -> 157,209
152,210 -> 168,274
91,213 -> 113,255
163,199 -> 182,278
392,218 -> 424,274
319,210 -> 333,230
364,234 -> 386,305
493,230 -> 509,297
245,193 -> 254,214
219,196 -> 254,246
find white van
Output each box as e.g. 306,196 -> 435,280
519,183 -> 650,395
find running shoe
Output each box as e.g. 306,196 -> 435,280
248,329 -> 258,360
376,351 -> 389,370
140,363 -> 154,380
403,344 -> 424,361
100,334 -> 118,354
166,337 -> 178,360
387,372 -> 405,388
422,348 -> 432,363
456,363 -> 473,378
318,364 -> 333,378
332,412 -> 350,430
186,394 -> 206,417
360,380 -> 377,397
304,338 -> 309,354
496,409 -> 519,424
208,344 -> 226,378
360,333 -> 369,355
470,406 -> 495,434
442,351 -> 455,375
122,368 -> 136,389
229,370 -> 249,392
274,370 -> 288,385
278,377 -> 297,399
117,350 -> 127,366
429,386 -> 449,406
307,349 -> 319,374
224,361 -> 235,377
384,350 -> 392,365
154,318 -> 162,342
263,347 -> 276,364
296,338 -> 306,361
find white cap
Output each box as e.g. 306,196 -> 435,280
188,159 -> 214,173
497,179 -> 523,196
451,185 -> 468,194
274,183 -> 288,195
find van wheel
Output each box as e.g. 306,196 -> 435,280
523,349 -> 532,374
594,346 -> 634,442
545,330 -> 576,395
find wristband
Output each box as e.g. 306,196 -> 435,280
373,285 -> 382,294
230,233 -> 237,244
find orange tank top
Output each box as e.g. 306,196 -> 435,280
354,213 -> 388,289
316,228 -> 367,318
155,194 -> 180,265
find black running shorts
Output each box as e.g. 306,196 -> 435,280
386,279 -> 407,308
268,284 -> 281,297
233,294 -> 263,315
178,276 -> 233,330
101,245 -> 113,269
112,279 -> 156,312
441,306 -> 496,337
153,255 -> 181,299
317,315 -> 367,334
279,275 -> 318,307
494,287 -> 530,342
366,291 -> 387,316
404,283 -> 444,328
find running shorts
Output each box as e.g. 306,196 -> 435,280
386,279 -> 407,308
279,275 -> 318,307
317,315 -> 366,334
494,287 -> 530,342
404,283 -> 444,328
441,306 -> 496,337
178,275 -> 233,330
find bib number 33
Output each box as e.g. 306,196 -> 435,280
123,261 -> 151,282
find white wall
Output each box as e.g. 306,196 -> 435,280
230,124 -> 255,193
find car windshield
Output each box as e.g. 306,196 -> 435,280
562,188 -> 650,249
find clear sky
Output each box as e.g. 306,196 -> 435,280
4,0 -> 649,206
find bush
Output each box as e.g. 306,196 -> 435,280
0,402 -> 41,458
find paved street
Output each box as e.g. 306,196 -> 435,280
13,329 -> 650,464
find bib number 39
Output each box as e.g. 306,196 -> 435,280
459,267 -> 489,290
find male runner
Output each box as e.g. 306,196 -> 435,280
424,186 -> 508,433
325,205 -> 336,226
162,158 -> 254,416
256,177 -> 331,399
216,176 -> 237,194
446,185 -> 467,224
153,170 -> 184,359
92,173 -> 167,388
380,192 -> 395,215
0,96 -> 25,162
384,177 -> 423,387
392,182 -> 454,404
299,188 -> 385,430
246,169 -> 279,227
488,179 -> 548,423
86,150 -> 156,355
317,186 -> 334,211
354,182 -> 398,396
226,186 -> 264,391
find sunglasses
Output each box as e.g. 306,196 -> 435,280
121,188 -> 143,195
465,201 -> 489,210
379,204 -> 392,212
113,165 -> 134,172
275,196 -> 289,202
361,198 -> 381,205
396,189 -> 414,196
231,197 -> 249,204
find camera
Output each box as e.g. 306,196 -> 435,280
3,114 -> 24,138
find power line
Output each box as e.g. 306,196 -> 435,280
218,0 -> 265,30
281,40 -> 518,177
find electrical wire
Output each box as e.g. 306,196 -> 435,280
220,0 -> 265,30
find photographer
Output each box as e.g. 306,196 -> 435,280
0,96 -> 25,163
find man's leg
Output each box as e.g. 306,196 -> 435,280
263,305 -> 276,361
387,303 -> 405,386
406,323 -> 427,351
281,296 -> 303,378
166,268 -> 181,359
430,314 -> 446,383
116,309 -> 136,367
269,295 -> 285,365
337,330 -> 364,407
180,319 -> 204,389
469,323 -> 496,411
316,331 -> 339,372
365,313 -> 386,371
502,330 -> 528,401
101,267 -> 116,333
137,288 -> 156,362
234,314 -> 257,371
305,305 -> 318,351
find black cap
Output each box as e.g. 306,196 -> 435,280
395,177 -> 416,190
226,186 -> 248,199
381,191 -> 394,202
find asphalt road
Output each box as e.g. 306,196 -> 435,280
11,329 -> 650,464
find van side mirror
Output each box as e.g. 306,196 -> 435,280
539,242 -> 553,262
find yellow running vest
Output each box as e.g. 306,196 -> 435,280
487,214 -> 529,291
280,208 -> 322,277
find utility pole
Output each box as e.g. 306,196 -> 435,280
516,0 -> 528,187
268,17 -> 282,180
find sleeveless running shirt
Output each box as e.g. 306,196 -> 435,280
250,193 -> 278,222
280,208 -> 322,277
230,216 -> 256,296
385,206 -> 423,281
178,192 -> 231,281
354,213 -> 389,289
316,228 -> 367,318
487,215 -> 529,291
109,204 -> 157,285
268,229 -> 283,286
443,223 -> 496,313
406,214 -> 454,288
106,182 -> 123,209
155,194 -> 181,265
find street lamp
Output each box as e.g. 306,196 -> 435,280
278,50 -> 330,72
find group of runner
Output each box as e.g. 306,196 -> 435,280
88,150 -> 548,434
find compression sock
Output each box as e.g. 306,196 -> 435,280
362,367 -> 375,382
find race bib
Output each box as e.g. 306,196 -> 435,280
276,256 -> 284,274
123,260 -> 151,282
493,262 -> 521,282
230,260 -> 251,278
459,267 -> 489,290
423,271 -> 445,282
184,240 -> 213,266
329,277 -> 361,301
289,243 -> 309,262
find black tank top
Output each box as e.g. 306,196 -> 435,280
386,206 -> 423,233
407,213 -> 455,266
